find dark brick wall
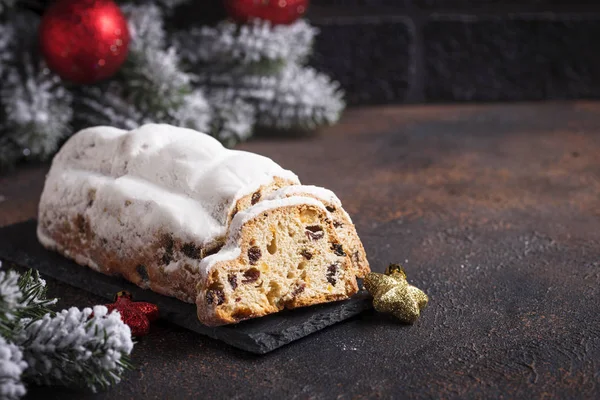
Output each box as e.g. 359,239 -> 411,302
309,1 -> 600,104
169,1 -> 600,105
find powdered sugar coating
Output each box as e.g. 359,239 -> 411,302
38,124 -> 300,250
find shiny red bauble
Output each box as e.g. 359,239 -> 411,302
225,0 -> 309,25
39,0 -> 130,84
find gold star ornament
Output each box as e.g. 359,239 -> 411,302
364,264 -> 429,323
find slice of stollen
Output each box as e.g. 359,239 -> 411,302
196,197 -> 358,326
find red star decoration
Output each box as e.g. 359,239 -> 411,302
105,291 -> 159,337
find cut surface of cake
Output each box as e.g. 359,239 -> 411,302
37,124 -> 367,325
197,197 -> 358,326
265,185 -> 370,278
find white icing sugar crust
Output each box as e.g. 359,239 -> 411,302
265,185 -> 353,224
199,196 -> 328,278
39,124 -> 300,247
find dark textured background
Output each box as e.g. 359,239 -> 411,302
173,0 -> 600,105
1,102 -> 600,399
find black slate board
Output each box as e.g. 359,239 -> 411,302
0,220 -> 372,354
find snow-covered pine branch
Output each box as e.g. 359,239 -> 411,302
197,64 -> 345,131
0,262 -> 56,339
0,267 -> 22,328
255,65 -> 345,130
207,91 -> 256,147
115,4 -> 212,132
17,306 -> 134,392
0,13 -> 72,168
0,337 -> 27,400
176,19 -> 317,67
76,85 -> 148,131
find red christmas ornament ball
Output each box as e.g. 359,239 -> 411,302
39,0 -> 130,84
225,0 -> 309,25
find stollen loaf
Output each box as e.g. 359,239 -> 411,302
37,124 -> 369,326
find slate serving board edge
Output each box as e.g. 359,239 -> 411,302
0,220 -> 372,354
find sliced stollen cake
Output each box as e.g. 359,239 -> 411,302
197,197 -> 358,326
265,185 -> 370,278
37,123 -> 366,325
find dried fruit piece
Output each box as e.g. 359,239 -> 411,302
248,246 -> 262,265
305,225 -> 324,241
251,191 -> 261,205
333,220 -> 344,228
243,268 -> 261,283
326,205 -> 336,212
206,289 -> 225,305
327,264 -> 338,285
300,249 -> 313,260
228,273 -> 238,290
292,282 -> 306,296
331,243 -> 346,257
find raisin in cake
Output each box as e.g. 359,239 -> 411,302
37,124 -> 365,326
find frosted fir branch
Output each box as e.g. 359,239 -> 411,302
120,4 -> 215,132
16,269 -> 57,321
76,86 -> 148,131
0,22 -> 15,77
1,60 -> 73,160
18,306 -> 133,392
199,64 -> 345,131
1,13 -> 72,168
208,91 -> 256,147
172,90 -> 212,133
122,3 -> 165,50
123,47 -> 194,118
0,337 -> 27,400
0,262 -> 56,339
256,65 -> 345,130
0,267 -> 22,323
176,19 -> 316,67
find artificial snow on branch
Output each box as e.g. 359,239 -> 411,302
176,19 -> 317,67
0,262 -> 135,398
197,64 -> 345,131
0,269 -> 22,337
118,4 -> 213,132
0,12 -> 72,168
17,306 -> 134,392
254,64 -> 345,130
0,337 -> 27,400
207,91 -> 255,147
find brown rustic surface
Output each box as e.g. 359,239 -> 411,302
1,102 -> 599,399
